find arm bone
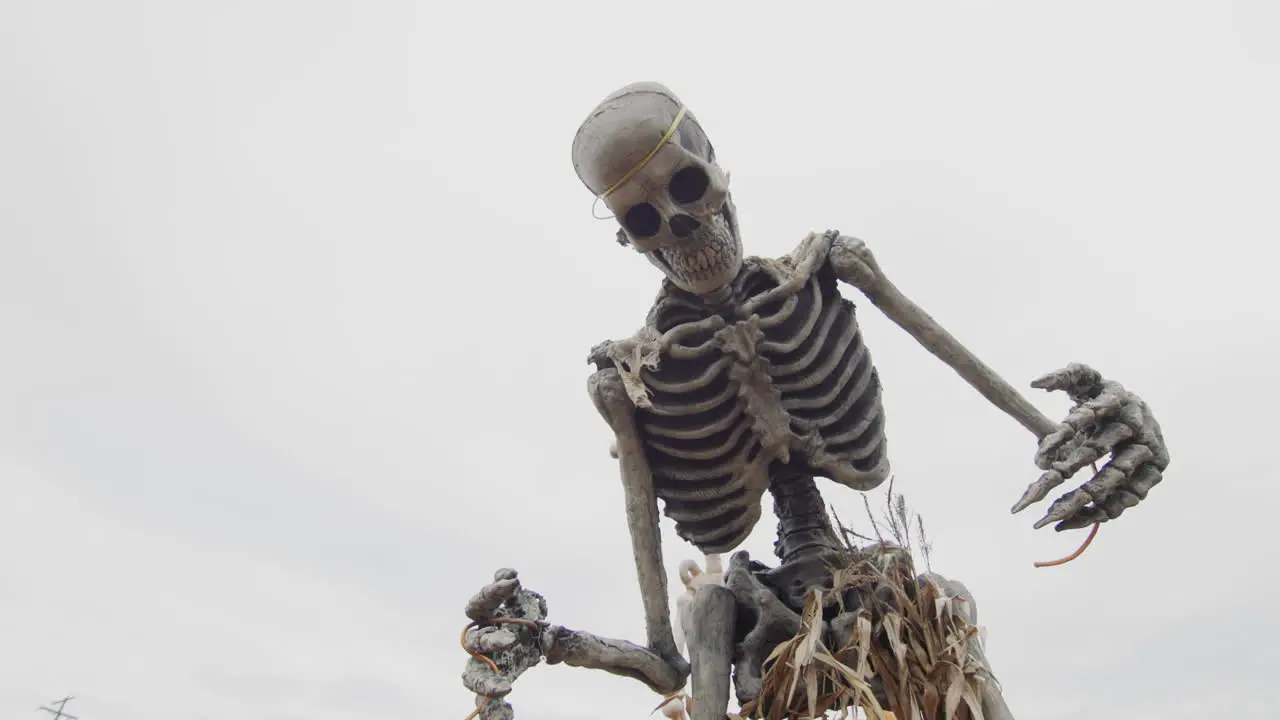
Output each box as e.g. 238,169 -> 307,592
828,233 -> 1056,440
588,368 -> 687,674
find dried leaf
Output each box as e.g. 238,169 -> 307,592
882,613 -> 907,667
923,681 -> 940,720
907,633 -> 930,668
943,665 -> 964,719
738,487 -> 999,720
961,681 -> 985,720
806,666 -> 819,718
855,611 -> 873,677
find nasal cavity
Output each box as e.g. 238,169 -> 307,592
669,214 -> 701,238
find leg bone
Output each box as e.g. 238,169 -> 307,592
683,585 -> 736,720
724,550 -> 803,706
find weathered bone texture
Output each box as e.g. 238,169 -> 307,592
723,549 -> 804,706
461,568 -> 689,719
765,472 -> 849,607
588,367 -> 686,673
490,80 -> 1175,719
460,520 -> 1017,718
721,476 -> 870,712
572,81 -> 741,297
827,233 -> 1170,531
683,585 -> 736,720
573,85 -> 899,717
1019,364 -> 1170,530
461,569 -> 544,720
588,230 -> 891,556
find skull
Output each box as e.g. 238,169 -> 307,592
572,82 -> 743,297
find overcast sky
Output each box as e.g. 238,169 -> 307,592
2,1 -> 1278,719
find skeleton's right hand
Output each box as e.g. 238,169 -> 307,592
461,569 -> 546,719
460,568 -> 693,716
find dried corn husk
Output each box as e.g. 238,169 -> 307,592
734,488 -> 989,720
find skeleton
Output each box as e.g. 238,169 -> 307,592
460,82 -> 1169,719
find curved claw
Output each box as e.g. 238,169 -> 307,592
1011,468 -> 1065,514
1032,488 -> 1095,530
1030,370 -> 1068,392
1052,507 -> 1109,533
465,569 -> 521,621
1018,417 -> 1134,516
1031,443 -> 1157,530
1031,363 -> 1105,402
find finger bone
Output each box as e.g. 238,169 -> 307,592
465,626 -> 520,655
1030,369 -> 1069,391
1081,444 -> 1156,502
1061,405 -> 1102,433
1033,488 -> 1093,529
1099,489 -> 1142,519
1054,506 -> 1108,531
1125,463 -> 1164,500
1078,392 -> 1124,421
466,578 -> 521,621
462,657 -> 513,697
1035,425 -> 1079,469
1056,443 -> 1102,475
1050,422 -> 1135,478
1084,421 -> 1136,456
1011,468 -> 1065,514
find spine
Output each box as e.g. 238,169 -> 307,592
770,473 -> 841,564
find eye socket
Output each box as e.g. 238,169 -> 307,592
668,166 -> 710,204
623,202 -> 662,237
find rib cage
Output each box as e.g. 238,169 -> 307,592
612,258 -> 890,554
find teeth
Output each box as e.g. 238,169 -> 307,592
679,243 -> 722,277
658,216 -> 740,284
669,242 -> 724,279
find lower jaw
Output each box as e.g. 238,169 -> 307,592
660,212 -> 740,293
669,254 -> 739,295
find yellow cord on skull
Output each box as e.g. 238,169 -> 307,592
591,106 -> 687,220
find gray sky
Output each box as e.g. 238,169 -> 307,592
2,1 -> 1277,718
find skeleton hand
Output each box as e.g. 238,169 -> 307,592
1012,363 -> 1169,531
461,569 -> 546,720
461,568 -> 692,715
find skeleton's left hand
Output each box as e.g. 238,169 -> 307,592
1012,363 -> 1169,531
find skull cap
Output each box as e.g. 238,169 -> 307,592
571,81 -> 702,197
